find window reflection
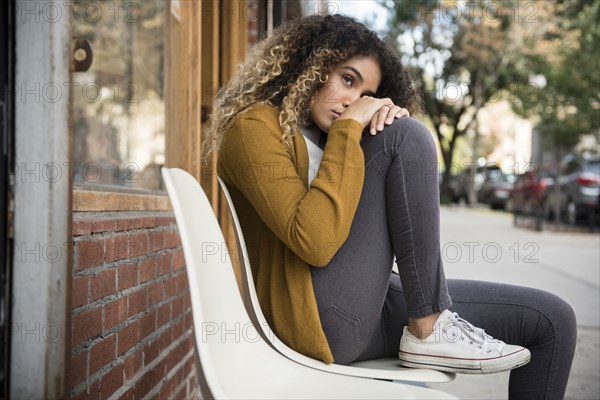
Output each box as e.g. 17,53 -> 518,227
72,0 -> 165,192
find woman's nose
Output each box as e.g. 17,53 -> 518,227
341,92 -> 359,107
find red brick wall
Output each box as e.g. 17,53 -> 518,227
69,212 -> 200,399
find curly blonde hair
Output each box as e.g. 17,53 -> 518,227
202,14 -> 421,163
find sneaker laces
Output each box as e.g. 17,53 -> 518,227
450,312 -> 502,352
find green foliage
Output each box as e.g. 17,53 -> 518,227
382,0 -> 537,197
517,0 -> 600,151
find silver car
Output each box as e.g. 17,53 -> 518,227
547,155 -> 600,225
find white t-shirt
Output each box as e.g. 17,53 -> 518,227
300,124 -> 326,188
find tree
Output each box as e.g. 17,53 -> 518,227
509,0 -> 600,221
513,0 -> 599,151
382,0 -> 554,202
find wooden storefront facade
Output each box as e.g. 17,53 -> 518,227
6,0 -> 317,398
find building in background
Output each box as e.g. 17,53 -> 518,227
477,100 -> 534,174
3,1 -> 325,399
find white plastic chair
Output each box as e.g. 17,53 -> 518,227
217,176 -> 455,384
162,168 -> 456,399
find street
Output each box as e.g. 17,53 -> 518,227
427,206 -> 600,399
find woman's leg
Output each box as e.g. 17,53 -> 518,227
311,117 -> 452,364
357,276 -> 577,400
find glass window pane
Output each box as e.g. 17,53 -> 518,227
72,0 -> 165,192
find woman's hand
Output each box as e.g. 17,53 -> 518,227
369,103 -> 410,135
338,96 -> 410,135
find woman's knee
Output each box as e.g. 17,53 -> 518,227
362,117 -> 438,163
389,116 -> 430,134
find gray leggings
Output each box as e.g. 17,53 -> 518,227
310,118 -> 577,399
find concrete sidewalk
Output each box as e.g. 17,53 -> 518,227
427,206 -> 600,399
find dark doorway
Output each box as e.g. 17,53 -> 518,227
0,0 -> 14,397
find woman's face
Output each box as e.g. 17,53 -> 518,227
309,55 -> 382,133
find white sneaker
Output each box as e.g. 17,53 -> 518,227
399,310 -> 531,374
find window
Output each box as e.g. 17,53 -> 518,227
71,0 -> 165,192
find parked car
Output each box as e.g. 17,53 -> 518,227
511,166 -> 555,217
546,155 -> 600,225
478,172 -> 517,210
449,163 -> 501,204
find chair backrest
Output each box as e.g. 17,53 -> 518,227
218,178 -> 300,350
217,177 -> 278,344
162,168 -> 271,396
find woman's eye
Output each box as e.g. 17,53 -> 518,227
343,75 -> 354,86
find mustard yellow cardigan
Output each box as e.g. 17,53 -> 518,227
217,103 -> 365,363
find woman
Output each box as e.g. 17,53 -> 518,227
205,14 -> 576,399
